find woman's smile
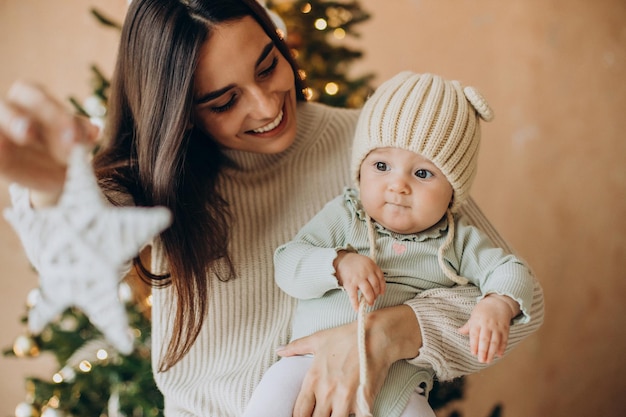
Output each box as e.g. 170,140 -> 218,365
251,109 -> 284,134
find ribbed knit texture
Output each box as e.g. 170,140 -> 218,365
7,101 -> 544,417
351,72 -> 493,212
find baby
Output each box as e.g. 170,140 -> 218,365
244,71 -> 535,417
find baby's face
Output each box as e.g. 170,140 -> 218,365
359,147 -> 453,234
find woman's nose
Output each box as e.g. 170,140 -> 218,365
246,85 -> 277,120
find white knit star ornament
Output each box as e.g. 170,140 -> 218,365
4,145 -> 172,354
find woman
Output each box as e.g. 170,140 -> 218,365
0,1 -> 544,416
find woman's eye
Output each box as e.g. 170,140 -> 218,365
259,56 -> 278,78
210,95 -> 238,113
415,169 -> 433,179
375,161 -> 389,171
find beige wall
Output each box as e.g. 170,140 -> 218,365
1,1 -> 625,416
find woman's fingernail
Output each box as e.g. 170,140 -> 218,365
88,121 -> 101,140
10,118 -> 28,143
275,345 -> 286,353
61,127 -> 75,144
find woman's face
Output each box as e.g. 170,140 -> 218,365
192,16 -> 298,154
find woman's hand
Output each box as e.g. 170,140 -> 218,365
0,81 -> 98,207
276,304 -> 421,417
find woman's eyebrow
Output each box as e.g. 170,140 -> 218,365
195,41 -> 276,105
195,84 -> 235,105
255,41 -> 275,67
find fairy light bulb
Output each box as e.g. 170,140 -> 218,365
26,288 -> 41,308
333,28 -> 346,39
96,349 -> 109,360
14,402 -> 40,417
78,360 -> 92,373
301,3 -> 312,13
314,18 -> 327,30
13,335 -> 40,358
325,82 -> 339,96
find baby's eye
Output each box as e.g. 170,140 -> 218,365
375,161 -> 389,171
415,169 -> 433,179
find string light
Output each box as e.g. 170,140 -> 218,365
47,397 -> 60,408
301,3 -> 312,13
13,335 -> 40,358
14,402 -> 39,417
325,82 -> 339,96
333,28 -> 346,39
96,349 -> 109,360
78,360 -> 92,373
26,288 -> 41,308
59,366 -> 76,383
314,18 -> 327,31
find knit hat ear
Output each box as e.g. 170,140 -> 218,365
351,71 -> 494,212
464,86 -> 494,122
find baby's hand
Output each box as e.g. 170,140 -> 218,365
334,251 -> 385,311
458,294 -> 519,364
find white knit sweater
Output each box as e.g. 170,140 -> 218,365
151,102 -> 544,416
9,101 -> 544,416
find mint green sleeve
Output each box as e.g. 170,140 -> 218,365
274,194 -> 355,300
451,214 -> 536,323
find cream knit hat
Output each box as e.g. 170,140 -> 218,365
351,71 -> 493,212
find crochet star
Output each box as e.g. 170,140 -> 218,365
4,145 -> 171,354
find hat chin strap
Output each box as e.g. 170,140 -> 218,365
438,209 -> 470,285
355,214 -> 377,416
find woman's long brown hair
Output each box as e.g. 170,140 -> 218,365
92,0 -> 306,372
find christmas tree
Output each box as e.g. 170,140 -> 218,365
267,0 -> 374,108
6,276 -> 162,417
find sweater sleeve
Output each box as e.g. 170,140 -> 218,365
404,198 -> 545,381
274,194 -> 354,299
